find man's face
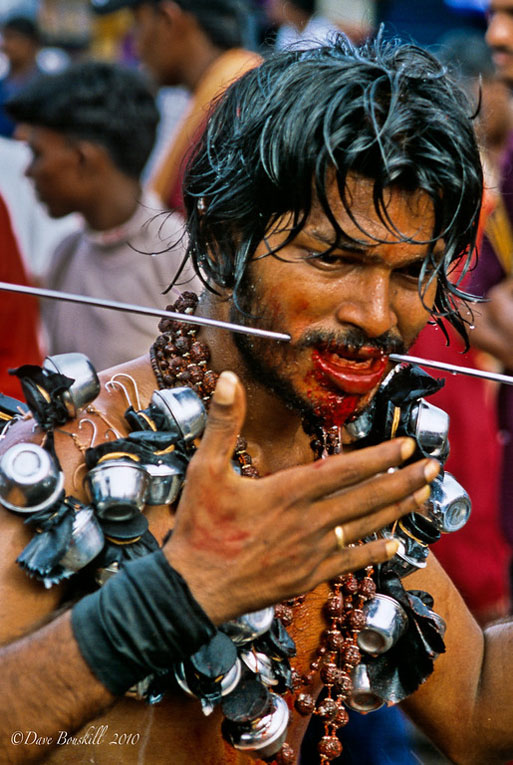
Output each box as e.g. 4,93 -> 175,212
0,30 -> 37,71
487,0 -> 513,85
231,174 -> 440,429
21,126 -> 84,218
132,3 -> 181,86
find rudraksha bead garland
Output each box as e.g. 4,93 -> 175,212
150,292 -> 373,763
289,572 -> 376,763
150,291 -> 259,478
302,413 -> 341,460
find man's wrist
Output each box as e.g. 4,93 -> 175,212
71,549 -> 216,696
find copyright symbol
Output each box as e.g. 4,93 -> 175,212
11,731 -> 23,745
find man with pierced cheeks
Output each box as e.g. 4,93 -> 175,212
0,37 -> 510,765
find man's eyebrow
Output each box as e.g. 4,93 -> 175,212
306,229 -> 368,252
303,227 -> 446,260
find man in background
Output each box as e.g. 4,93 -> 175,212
91,0 -> 261,213
7,61 -> 195,371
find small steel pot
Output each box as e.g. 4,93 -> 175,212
151,387 -> 207,443
144,454 -> 186,506
223,692 -> 290,759
0,442 -> 64,513
347,664 -> 384,713
426,472 -> 471,533
240,650 -> 278,687
59,507 -> 104,572
410,399 -> 449,460
174,657 -> 242,700
357,594 -> 409,655
43,353 -> 100,417
85,459 -> 150,521
221,607 -> 275,645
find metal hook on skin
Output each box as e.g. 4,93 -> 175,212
78,418 -> 98,449
106,373 -> 142,411
72,463 -> 87,491
105,379 -> 133,409
104,428 -> 119,442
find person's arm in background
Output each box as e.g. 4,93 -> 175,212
468,223 -> 513,368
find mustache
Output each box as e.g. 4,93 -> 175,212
296,327 -> 406,355
490,45 -> 513,56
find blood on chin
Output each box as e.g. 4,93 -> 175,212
304,369 -> 360,427
309,390 -> 362,429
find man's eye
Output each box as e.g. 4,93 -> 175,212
317,253 -> 341,265
400,263 -> 422,278
307,251 -> 355,270
397,261 -> 437,282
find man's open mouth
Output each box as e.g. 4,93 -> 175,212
312,344 -> 388,395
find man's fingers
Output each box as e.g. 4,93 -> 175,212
327,486 -> 432,548
285,437 -> 417,502
312,457 -> 439,531
192,371 -> 246,469
310,537 -> 401,588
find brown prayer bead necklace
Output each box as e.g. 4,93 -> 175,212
150,292 -> 374,764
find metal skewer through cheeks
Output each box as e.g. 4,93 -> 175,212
1,281 -> 513,386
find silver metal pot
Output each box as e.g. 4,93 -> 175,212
174,656 -> 242,700
151,387 -> 206,443
144,455 -> 186,506
0,442 -> 64,513
221,607 -> 275,645
43,353 -> 100,416
240,650 -> 278,687
85,459 -> 149,521
426,471 -> 471,533
60,507 -> 104,572
347,664 -> 384,713
358,594 -> 409,655
410,399 -> 449,460
224,692 -> 290,759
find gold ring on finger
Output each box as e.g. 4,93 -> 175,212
334,525 -> 345,551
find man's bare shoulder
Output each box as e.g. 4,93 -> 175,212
0,354 -> 157,643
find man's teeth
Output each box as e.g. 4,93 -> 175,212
328,353 -> 373,368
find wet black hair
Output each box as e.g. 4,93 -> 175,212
183,35 -> 483,345
5,60 -> 159,179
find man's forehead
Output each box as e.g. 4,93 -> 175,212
278,175 -> 437,244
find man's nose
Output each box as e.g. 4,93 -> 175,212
487,12 -> 513,50
334,270 -> 397,339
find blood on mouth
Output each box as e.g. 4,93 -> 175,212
306,346 -> 388,428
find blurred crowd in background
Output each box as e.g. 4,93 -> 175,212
0,1 -> 512,762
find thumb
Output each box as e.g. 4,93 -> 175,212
194,370 -> 246,468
